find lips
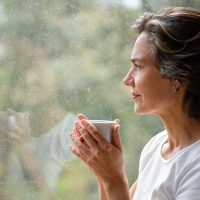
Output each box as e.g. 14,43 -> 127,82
132,92 -> 141,99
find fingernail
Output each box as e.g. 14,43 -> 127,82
114,119 -> 120,124
79,136 -> 85,143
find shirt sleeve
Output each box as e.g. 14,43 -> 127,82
176,160 -> 200,200
177,191 -> 200,200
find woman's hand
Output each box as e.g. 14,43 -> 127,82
69,114 -> 126,185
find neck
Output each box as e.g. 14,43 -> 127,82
160,112 -> 200,149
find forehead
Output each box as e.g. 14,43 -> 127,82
131,32 -> 154,63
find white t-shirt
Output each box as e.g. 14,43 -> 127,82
133,130 -> 200,200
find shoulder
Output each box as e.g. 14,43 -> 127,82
176,141 -> 200,199
176,139 -> 200,172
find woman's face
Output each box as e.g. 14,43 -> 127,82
123,32 -> 178,116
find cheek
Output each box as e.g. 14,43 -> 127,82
141,82 -> 171,102
144,87 -> 174,110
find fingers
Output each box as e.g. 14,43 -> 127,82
75,114 -> 88,137
78,114 -> 88,121
75,121 -> 98,149
80,120 -> 107,144
73,126 -> 81,137
70,130 -> 91,157
73,114 -> 122,152
112,125 -> 123,152
69,145 -> 88,163
114,118 -> 120,125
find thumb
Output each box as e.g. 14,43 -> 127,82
112,125 -> 123,152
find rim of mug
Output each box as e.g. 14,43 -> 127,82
88,120 -> 115,124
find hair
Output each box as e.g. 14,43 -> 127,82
132,7 -> 200,118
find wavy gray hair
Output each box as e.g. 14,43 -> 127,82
132,7 -> 200,118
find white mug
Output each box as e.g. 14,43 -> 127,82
89,120 -> 115,142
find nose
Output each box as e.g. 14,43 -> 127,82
123,68 -> 135,87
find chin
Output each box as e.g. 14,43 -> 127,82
134,106 -> 150,115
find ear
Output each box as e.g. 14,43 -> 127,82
172,79 -> 181,92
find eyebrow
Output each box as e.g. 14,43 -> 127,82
131,57 -> 145,63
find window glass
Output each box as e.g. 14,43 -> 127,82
0,0 -> 199,199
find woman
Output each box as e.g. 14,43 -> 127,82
70,7 -> 200,200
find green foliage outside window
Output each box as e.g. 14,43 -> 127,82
0,0 -> 199,199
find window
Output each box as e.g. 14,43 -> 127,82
0,0 -> 199,199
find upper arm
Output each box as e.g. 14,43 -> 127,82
129,179 -> 138,199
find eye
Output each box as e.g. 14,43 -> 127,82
132,63 -> 142,71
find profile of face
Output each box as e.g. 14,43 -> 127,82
123,32 -> 181,116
